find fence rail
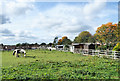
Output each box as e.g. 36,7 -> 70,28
73,49 -> 120,59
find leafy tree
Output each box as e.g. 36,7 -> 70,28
74,31 -> 92,43
95,22 -> 118,48
53,37 -> 58,46
34,43 -> 39,46
21,43 -> 29,46
53,37 -> 58,44
61,38 -> 72,45
16,43 -> 21,47
58,36 -> 72,45
115,21 -> 120,42
40,43 -> 46,46
47,43 -> 53,47
73,37 -> 79,43
58,39 -> 62,45
61,36 -> 67,40
88,35 -> 96,43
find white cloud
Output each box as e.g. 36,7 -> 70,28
83,0 -> 106,20
0,1 -> 118,44
17,31 -> 37,39
0,0 -> 35,25
31,2 -> 108,34
4,1 -> 34,16
16,0 -> 35,2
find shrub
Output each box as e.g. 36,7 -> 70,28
112,42 -> 120,51
97,45 -> 107,50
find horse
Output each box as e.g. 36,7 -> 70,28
13,49 -> 26,57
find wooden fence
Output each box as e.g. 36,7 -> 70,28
73,49 -> 120,59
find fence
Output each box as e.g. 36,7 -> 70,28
73,48 -> 120,59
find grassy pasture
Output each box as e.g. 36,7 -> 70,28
1,49 -> 120,80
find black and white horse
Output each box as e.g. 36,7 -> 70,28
13,49 -> 26,57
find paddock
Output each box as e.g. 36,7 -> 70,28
1,49 -> 119,79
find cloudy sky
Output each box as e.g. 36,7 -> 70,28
0,0 -> 119,45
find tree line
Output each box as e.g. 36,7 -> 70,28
53,22 -> 120,50
13,22 -> 119,50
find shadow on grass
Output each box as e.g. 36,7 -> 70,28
25,56 -> 36,58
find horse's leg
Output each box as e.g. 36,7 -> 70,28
24,53 -> 26,57
20,52 -> 23,57
13,51 -> 15,56
15,52 -> 18,57
20,53 -> 21,57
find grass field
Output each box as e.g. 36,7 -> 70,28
1,49 -> 120,80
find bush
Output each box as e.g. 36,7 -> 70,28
112,42 -> 120,51
97,45 -> 107,50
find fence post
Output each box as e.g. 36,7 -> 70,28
114,51 -> 116,59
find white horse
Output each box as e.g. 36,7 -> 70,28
13,49 -> 26,57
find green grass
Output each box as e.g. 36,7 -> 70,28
2,49 -> 85,67
1,49 -> 120,80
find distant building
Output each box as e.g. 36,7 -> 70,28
70,43 -> 100,53
47,47 -> 56,51
56,45 -> 65,51
1,44 -> 40,51
3,45 -> 16,51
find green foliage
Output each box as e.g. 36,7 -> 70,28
58,36 -> 72,45
61,38 -> 72,45
40,43 -> 46,46
112,42 -> 120,51
88,35 -> 96,43
74,31 -> 92,43
2,50 -> 119,80
53,37 -> 58,45
16,43 -> 21,47
97,45 -> 107,50
47,43 -> 53,47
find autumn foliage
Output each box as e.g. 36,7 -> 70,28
95,22 -> 118,44
58,36 -> 67,45
62,36 -> 67,41
58,36 -> 72,45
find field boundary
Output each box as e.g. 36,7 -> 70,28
69,49 -> 120,59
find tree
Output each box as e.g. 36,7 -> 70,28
115,21 -> 120,42
16,43 -> 21,47
74,31 -> 92,43
40,43 -> 46,46
34,43 -> 39,46
53,37 -> 58,45
58,39 -> 62,45
21,42 -> 29,46
88,35 -> 96,43
47,43 -> 53,47
95,22 -> 118,48
61,36 -> 67,41
58,36 -> 72,45
61,38 -> 72,45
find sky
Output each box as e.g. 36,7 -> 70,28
0,0 -> 119,45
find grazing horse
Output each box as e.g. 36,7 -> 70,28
13,49 -> 26,57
